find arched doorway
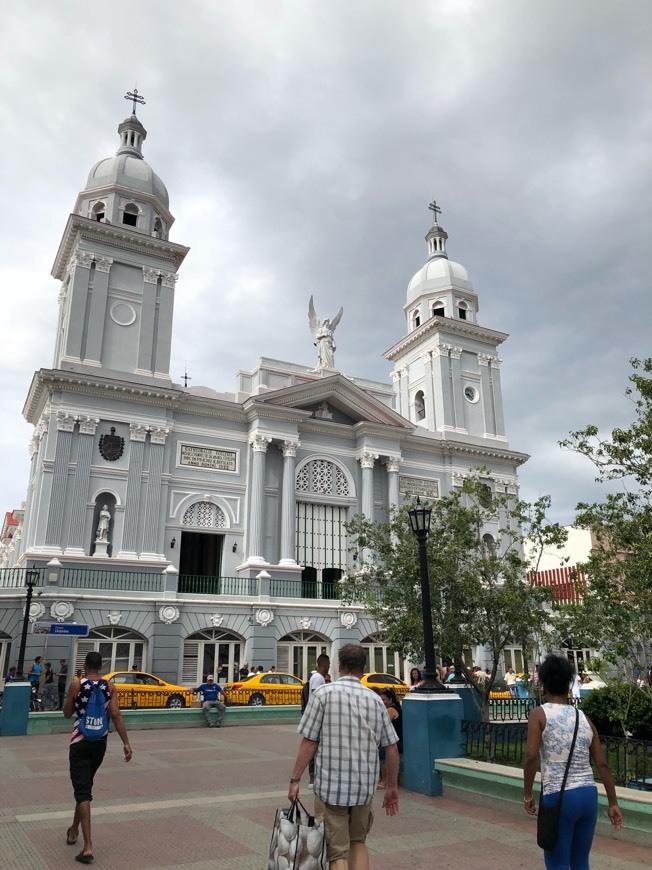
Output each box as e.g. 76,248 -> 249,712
360,634 -> 407,679
183,629 -> 243,684
277,631 -> 331,681
0,632 -> 12,681
74,627 -> 147,675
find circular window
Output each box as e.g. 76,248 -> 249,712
464,385 -> 479,403
110,302 -> 137,327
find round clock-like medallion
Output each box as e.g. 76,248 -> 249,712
464,385 -> 479,403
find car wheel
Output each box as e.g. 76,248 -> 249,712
248,693 -> 265,706
166,695 -> 186,709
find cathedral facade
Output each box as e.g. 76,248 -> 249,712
0,109 -> 526,686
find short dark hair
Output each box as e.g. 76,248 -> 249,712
317,654 -> 330,666
538,654 -> 574,696
338,644 -> 366,675
84,651 -> 102,672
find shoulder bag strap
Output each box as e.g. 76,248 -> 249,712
557,707 -> 580,800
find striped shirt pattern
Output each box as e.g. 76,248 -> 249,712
70,678 -> 110,745
299,675 -> 398,807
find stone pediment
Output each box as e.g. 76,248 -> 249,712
252,375 -> 413,430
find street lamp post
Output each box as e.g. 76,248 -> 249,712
15,565 -> 40,681
408,498 -> 446,692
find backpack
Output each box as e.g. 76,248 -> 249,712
78,680 -> 109,741
300,680 -> 311,713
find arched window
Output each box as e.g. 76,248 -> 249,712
153,216 -> 164,238
432,302 -> 445,318
414,390 -> 426,421
295,460 -> 350,497
411,310 -> 421,330
92,202 -> 106,222
184,629 -> 243,684
75,627 -> 147,675
277,631 -> 330,681
122,203 -> 139,227
182,501 -> 227,529
458,301 -> 469,321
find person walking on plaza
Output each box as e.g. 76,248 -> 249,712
41,661 -> 57,710
504,666 -> 518,698
63,650 -> 132,864
288,643 -> 399,869
523,654 -> 622,869
302,654 -> 330,787
57,659 -> 69,709
195,675 -> 226,727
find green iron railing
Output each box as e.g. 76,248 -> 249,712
177,575 -> 257,596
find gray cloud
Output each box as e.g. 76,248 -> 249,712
1,1 -> 650,524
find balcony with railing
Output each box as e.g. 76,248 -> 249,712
0,567 -> 367,603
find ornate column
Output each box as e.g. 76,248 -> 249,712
84,256 -> 112,365
279,440 -> 300,565
44,413 -> 76,548
65,416 -> 99,554
358,451 -> 378,521
141,427 -> 169,558
385,456 -> 402,512
448,345 -> 464,430
247,434 -> 271,563
118,423 -> 148,558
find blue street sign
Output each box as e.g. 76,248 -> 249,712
32,622 -> 90,637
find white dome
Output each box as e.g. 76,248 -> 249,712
85,154 -> 169,209
407,257 -> 473,303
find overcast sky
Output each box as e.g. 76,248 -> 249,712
1,1 -> 650,526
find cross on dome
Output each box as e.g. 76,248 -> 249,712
428,199 -> 442,225
124,88 -> 146,115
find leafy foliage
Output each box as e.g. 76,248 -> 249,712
339,470 -> 567,718
580,683 -> 652,740
558,358 -> 652,671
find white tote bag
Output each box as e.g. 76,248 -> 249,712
268,798 -> 326,870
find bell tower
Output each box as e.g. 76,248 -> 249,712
51,93 -> 189,385
384,202 -> 509,444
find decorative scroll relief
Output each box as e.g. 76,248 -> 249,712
299,616 -> 312,630
130,423 -> 149,442
149,427 -> 169,446
78,416 -> 100,436
142,267 -> 159,284
94,257 -> 112,273
250,434 -> 272,454
56,412 -> 77,432
28,601 -> 45,623
159,605 -> 180,625
358,451 -> 378,470
385,457 -> 402,474
160,272 -> 178,288
210,613 -> 224,628
280,441 -> 300,459
478,353 -> 503,368
399,476 -> 440,499
69,251 -> 94,270
142,267 -> 178,287
180,444 -> 237,471
107,611 -> 122,625
51,600 -> 74,622
255,608 -> 274,627
340,611 -> 358,630
451,471 -> 466,488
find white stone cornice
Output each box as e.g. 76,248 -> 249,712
358,450 -> 378,469
250,433 -> 272,453
56,412 -> 76,432
130,423 -> 149,442
384,319 -> 509,362
78,416 -> 100,436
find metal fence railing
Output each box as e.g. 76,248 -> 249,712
462,720 -> 652,789
114,687 -> 195,709
177,575 -> 257,596
60,569 -> 163,592
223,685 -> 302,707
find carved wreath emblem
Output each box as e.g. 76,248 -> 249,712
99,427 -> 125,461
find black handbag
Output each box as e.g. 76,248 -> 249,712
537,707 -> 579,850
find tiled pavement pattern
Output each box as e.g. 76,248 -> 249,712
0,723 -> 648,869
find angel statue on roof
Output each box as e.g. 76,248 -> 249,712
308,294 -> 343,372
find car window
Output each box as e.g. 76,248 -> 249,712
139,675 -> 161,686
261,674 -> 280,684
111,673 -> 135,685
368,673 -> 391,684
280,675 -> 302,685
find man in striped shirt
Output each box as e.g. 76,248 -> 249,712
288,644 -> 399,869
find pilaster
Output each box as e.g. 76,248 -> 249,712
279,440 -> 300,566
118,423 -> 148,558
65,416 -> 99,554
44,413 -> 76,548
141,428 -> 169,559
247,434 -> 272,563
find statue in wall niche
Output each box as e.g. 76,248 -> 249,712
95,505 -> 111,542
308,295 -> 343,371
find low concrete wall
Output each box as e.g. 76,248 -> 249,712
25,705 -> 302,735
436,757 -> 652,848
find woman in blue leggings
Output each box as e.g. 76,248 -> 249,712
523,656 -> 623,869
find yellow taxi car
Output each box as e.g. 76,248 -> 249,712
104,670 -> 195,709
223,671 -> 305,706
361,672 -> 410,699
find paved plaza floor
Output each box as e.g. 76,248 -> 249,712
0,722 -> 648,869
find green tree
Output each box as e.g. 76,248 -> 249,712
559,357 -> 652,686
340,471 -> 567,720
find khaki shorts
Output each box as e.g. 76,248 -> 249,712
314,795 -> 374,863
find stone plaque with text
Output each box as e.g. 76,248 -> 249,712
399,476 -> 440,499
180,445 -> 237,472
